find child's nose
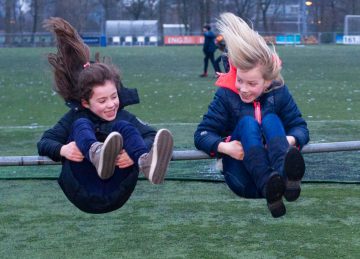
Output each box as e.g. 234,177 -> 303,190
240,85 -> 248,93
107,100 -> 116,107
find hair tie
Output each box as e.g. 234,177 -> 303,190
83,62 -> 90,69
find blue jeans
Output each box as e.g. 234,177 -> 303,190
222,114 -> 289,198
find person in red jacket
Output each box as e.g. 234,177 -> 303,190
194,13 -> 309,218
38,17 -> 173,213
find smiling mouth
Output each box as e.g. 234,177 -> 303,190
105,110 -> 116,116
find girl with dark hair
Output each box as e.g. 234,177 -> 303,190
37,17 -> 173,214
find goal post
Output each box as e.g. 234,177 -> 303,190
344,15 -> 360,35
344,15 -> 360,44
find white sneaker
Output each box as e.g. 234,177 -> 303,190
139,129 -> 173,184
89,132 -> 123,180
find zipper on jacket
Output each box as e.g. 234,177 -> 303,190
253,101 -> 261,124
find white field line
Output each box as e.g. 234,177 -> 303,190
0,120 -> 360,130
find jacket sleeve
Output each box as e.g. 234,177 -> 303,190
194,88 -> 231,157
277,86 -> 310,149
118,85 -> 140,108
37,111 -> 74,161
122,110 -> 156,151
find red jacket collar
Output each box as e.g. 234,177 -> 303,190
215,62 -> 239,94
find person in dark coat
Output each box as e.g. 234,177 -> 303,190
194,13 -> 309,218
200,24 -> 219,77
37,17 -> 173,214
214,34 -> 229,73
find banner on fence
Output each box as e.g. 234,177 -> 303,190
164,36 -> 204,45
343,35 -> 360,45
81,36 -> 107,47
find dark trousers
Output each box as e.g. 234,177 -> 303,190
58,160 -> 139,214
72,118 -> 148,163
214,53 -> 229,73
222,114 -> 289,199
203,50 -> 217,74
214,55 -> 222,73
58,118 -> 149,213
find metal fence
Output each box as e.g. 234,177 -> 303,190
0,31 -> 351,47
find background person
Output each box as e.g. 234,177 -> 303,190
200,24 -> 219,77
214,34 -> 230,73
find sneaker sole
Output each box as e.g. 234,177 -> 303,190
266,173 -> 286,218
284,147 -> 305,202
98,132 -> 123,180
148,129 -> 174,184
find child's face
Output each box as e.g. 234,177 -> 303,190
81,80 -> 119,121
235,66 -> 271,103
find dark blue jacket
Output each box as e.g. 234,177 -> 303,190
194,84 -> 309,157
37,87 -> 156,162
203,30 -> 217,53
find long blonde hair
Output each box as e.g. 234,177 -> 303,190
217,12 -> 284,86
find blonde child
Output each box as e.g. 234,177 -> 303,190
194,13 -> 309,218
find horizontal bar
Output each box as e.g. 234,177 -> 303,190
0,141 -> 360,166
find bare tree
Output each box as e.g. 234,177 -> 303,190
309,0 -> 350,33
4,0 -> 16,44
347,0 -> 360,14
198,0 -> 212,31
53,0 -> 99,32
98,0 -> 121,33
258,0 -> 272,32
158,0 -> 165,41
125,0 -> 146,20
1,0 -> 359,37
29,0 -> 46,43
233,0 -> 255,20
176,0 -> 191,34
98,0 -> 120,20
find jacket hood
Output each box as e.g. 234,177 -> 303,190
215,62 -> 239,95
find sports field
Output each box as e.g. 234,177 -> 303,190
0,45 -> 360,258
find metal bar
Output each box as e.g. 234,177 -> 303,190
0,141 -> 360,166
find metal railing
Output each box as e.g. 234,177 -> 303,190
1,141 -> 360,167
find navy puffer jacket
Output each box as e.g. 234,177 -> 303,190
37,87 -> 156,162
194,84 -> 309,157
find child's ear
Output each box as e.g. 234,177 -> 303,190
81,99 -> 90,109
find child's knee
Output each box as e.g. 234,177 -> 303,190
73,117 -> 93,127
262,113 -> 281,124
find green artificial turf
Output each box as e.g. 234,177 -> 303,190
1,180 -> 359,258
0,45 -> 360,258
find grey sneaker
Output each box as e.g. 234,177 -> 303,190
139,129 -> 173,184
89,132 -> 123,180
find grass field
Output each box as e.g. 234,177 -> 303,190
0,45 -> 360,258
